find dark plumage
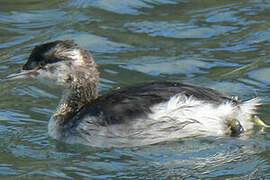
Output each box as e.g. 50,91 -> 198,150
74,81 -> 239,126
23,40 -> 77,70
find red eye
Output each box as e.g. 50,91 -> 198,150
38,62 -> 46,69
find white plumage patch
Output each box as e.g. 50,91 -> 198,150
236,98 -> 261,130
37,62 -> 72,87
65,49 -> 84,66
147,94 -> 260,137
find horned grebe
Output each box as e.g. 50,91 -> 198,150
7,40 -> 260,147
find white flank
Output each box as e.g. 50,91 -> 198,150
49,93 -> 261,147
147,94 -> 260,137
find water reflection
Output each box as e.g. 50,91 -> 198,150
47,137 -> 267,179
68,0 -> 178,14
125,21 -> 237,39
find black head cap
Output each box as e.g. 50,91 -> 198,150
22,40 -> 78,70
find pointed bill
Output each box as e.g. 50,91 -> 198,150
6,70 -> 33,80
6,65 -> 40,80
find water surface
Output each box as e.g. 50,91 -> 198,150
0,0 -> 270,179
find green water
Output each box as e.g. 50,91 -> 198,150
0,0 -> 270,179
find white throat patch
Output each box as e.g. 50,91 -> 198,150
65,49 -> 84,66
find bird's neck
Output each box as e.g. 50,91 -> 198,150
53,59 -> 100,122
53,80 -> 99,124
48,51 -> 100,139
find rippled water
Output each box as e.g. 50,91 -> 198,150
0,0 -> 270,179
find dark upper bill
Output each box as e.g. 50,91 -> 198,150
6,66 -> 40,80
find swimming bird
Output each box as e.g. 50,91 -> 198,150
7,40 -> 260,147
